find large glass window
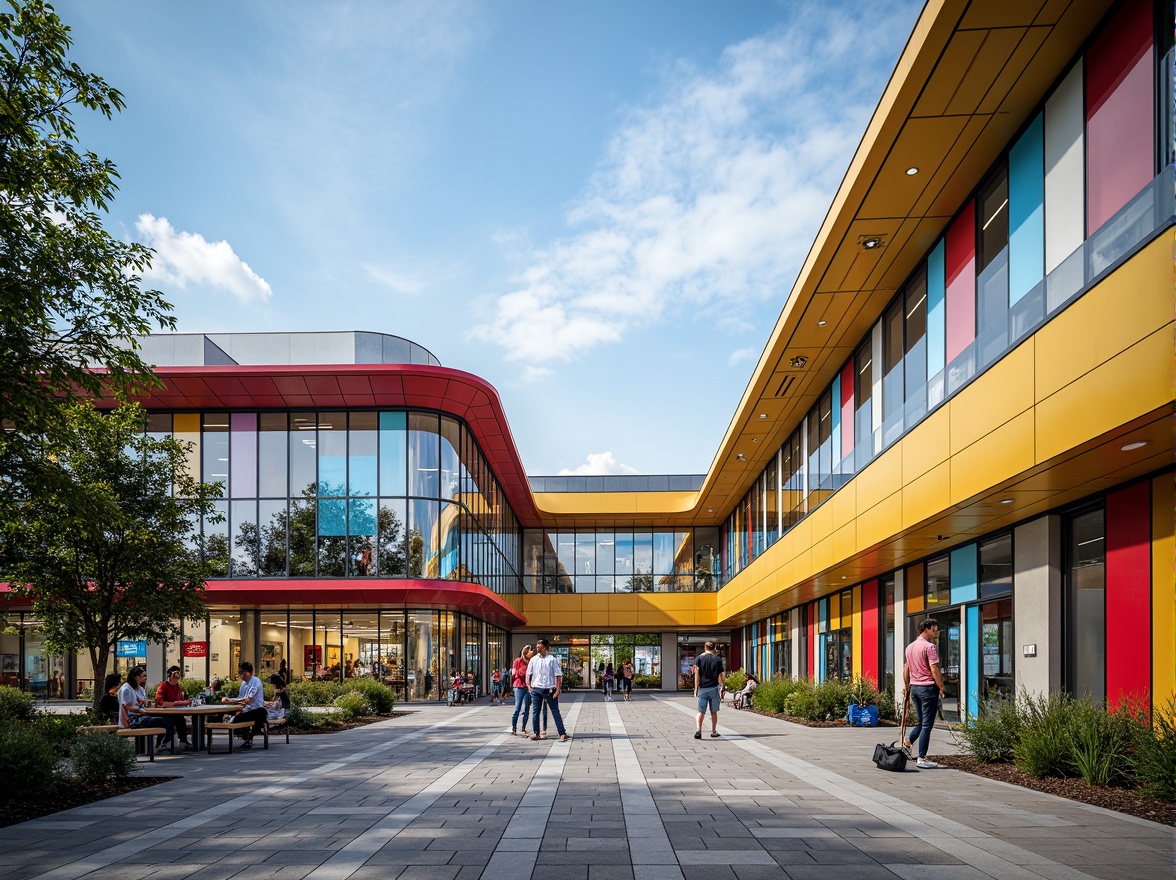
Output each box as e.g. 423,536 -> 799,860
317,412 -> 347,496
904,272 -> 928,420
979,533 -> 1013,598
977,164 -> 1009,272
408,413 -> 440,498
348,413 -> 377,497
259,414 -> 288,497
1067,508 -> 1105,701
925,555 -> 950,608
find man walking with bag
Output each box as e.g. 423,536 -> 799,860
903,618 -> 945,769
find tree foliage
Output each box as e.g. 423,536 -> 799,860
0,402 -> 218,709
0,0 -> 174,487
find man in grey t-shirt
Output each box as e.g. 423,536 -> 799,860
692,641 -> 725,740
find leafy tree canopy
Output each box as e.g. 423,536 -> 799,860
0,0 -> 173,483
1,402 -> 219,709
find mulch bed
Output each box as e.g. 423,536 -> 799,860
288,710 -> 413,735
930,754 -> 1176,827
0,776 -> 175,829
749,708 -> 899,728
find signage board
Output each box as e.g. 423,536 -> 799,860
116,640 -> 147,658
182,641 -> 209,658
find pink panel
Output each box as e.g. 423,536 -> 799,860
1086,0 -> 1154,234
944,201 -> 976,363
840,360 -> 854,458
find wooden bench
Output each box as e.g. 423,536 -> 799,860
116,726 -> 168,761
205,719 -> 255,754
264,717 -> 289,747
78,724 -> 118,734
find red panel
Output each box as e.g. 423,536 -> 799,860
839,360 -> 854,459
860,578 -> 879,687
944,200 -> 976,363
1086,0 -> 1154,234
1105,482 -> 1151,706
728,633 -> 740,672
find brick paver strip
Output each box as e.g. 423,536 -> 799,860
480,695 -> 584,880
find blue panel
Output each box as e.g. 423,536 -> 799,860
1009,113 -> 1045,304
966,604 -> 981,720
950,544 -> 978,605
818,597 -> 829,633
818,634 -> 827,682
927,240 -> 946,376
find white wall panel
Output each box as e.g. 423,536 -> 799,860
1044,60 -> 1085,273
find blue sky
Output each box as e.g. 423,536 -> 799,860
63,1 -> 920,476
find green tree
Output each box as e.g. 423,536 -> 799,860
0,0 -> 174,489
0,402 -> 219,711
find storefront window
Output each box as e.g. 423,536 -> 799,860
980,599 -> 1014,702
1067,508 -> 1105,701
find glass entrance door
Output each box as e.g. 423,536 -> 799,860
915,609 -> 962,722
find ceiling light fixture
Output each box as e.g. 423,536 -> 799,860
999,498 -> 1014,504
736,453 -> 746,461
861,236 -> 883,250
707,507 -> 713,513
758,413 -> 767,419
789,355 -> 808,368
905,166 -> 919,176
817,320 -> 827,326
751,438 -> 758,443
1121,440 -> 1148,451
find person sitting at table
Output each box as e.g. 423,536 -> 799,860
98,672 -> 122,722
266,674 -> 290,721
224,661 -> 268,749
118,666 -> 176,753
154,665 -> 193,749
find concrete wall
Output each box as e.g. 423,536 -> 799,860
1013,515 -> 1063,698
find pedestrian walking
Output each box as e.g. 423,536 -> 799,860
620,659 -> 634,701
511,645 -> 534,735
692,640 -> 725,740
603,662 -> 615,701
526,638 -> 569,741
903,618 -> 945,769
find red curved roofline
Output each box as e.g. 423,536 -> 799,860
1,578 -> 527,630
94,363 -> 541,526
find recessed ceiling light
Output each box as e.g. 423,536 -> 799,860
1121,441 -> 1148,451
758,413 -> 767,419
789,355 -> 808,368
862,236 -> 882,250
905,166 -> 919,176
707,507 -> 713,513
841,576 -> 847,580
999,498 -> 1014,504
751,438 -> 757,442
817,320 -> 827,326
736,453 -> 746,461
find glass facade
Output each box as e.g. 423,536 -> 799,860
149,409 -> 522,594
523,527 -> 720,593
544,633 -> 662,689
718,5 -> 1172,585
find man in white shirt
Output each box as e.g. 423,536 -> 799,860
224,661 -> 268,749
525,639 -> 568,742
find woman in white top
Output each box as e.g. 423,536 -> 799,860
117,666 -> 176,752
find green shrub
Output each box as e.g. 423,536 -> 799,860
346,679 -> 395,714
563,669 -> 583,688
0,724 -> 59,800
813,678 -> 853,720
1068,699 -> 1145,787
754,677 -> 811,714
0,685 -> 37,723
877,685 -> 898,722
846,676 -> 878,709
34,713 -> 87,755
1134,701 -> 1176,802
1014,692 -> 1076,778
724,669 -> 747,694
285,703 -> 314,727
632,675 -> 659,689
333,691 -> 371,719
784,686 -> 820,720
289,680 -> 347,706
179,678 -> 208,698
960,697 -> 1023,764
70,733 -> 136,784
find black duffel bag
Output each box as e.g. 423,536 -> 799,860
872,741 -> 908,772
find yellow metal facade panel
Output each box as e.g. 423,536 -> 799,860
949,343 -> 1034,455
1035,328 -> 1173,462
1152,474 -> 1175,709
856,446 -> 903,514
858,493 -> 904,553
902,462 -> 952,529
950,410 -> 1036,505
902,407 -> 950,482
1034,236 -> 1171,401
532,490 -> 697,518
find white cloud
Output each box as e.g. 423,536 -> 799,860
558,451 -> 639,476
136,214 -> 272,304
477,1 -> 917,365
728,347 -> 757,367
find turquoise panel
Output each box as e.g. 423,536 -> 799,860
950,544 -> 978,605
818,634 -> 828,682
1009,113 -> 1045,304
966,604 -> 981,720
831,373 -> 841,457
818,597 -> 829,633
927,240 -> 946,376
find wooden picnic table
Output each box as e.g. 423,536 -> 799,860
149,704 -> 240,752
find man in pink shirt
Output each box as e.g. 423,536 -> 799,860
903,618 -> 945,769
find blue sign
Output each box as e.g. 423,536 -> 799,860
116,640 -> 147,658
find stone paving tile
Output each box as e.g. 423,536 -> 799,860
2,696 -> 1173,880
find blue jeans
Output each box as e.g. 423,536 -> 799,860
530,688 -> 566,737
511,686 -> 532,732
907,685 -> 940,758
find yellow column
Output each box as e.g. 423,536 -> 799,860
1153,474 -> 1175,713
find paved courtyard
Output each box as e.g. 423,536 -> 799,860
4,693 -> 1172,880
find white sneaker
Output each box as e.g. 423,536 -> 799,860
916,758 -> 938,769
